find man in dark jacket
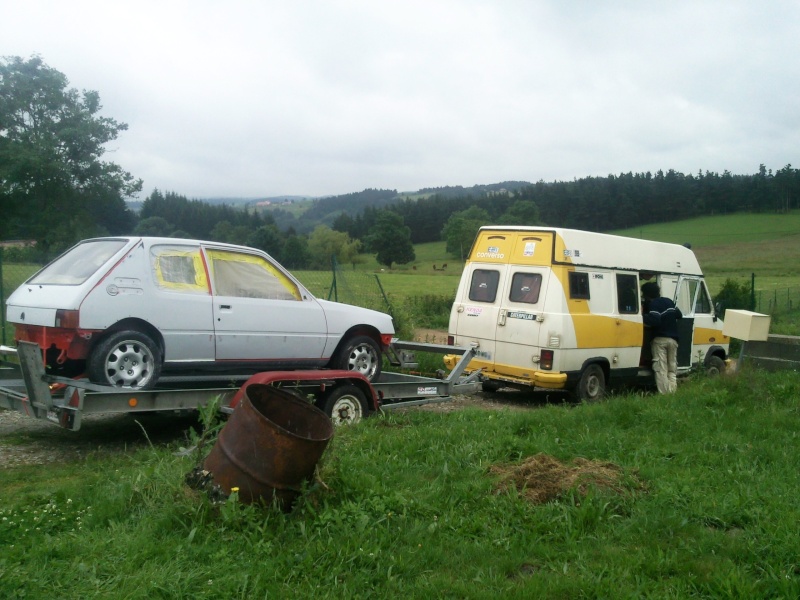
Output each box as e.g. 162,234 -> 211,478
642,282 -> 683,394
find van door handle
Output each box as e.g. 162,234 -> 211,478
498,309 -> 506,326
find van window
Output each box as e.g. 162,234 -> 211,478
569,271 -> 590,300
510,272 -> 542,304
676,278 -> 711,315
616,274 -> 639,314
694,282 -> 712,314
469,269 -> 500,303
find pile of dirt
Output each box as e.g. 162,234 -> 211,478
490,453 -> 639,504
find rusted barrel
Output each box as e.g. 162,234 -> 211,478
203,384 -> 334,509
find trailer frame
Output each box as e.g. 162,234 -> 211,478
0,340 -> 480,431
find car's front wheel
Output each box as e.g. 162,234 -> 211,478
87,330 -> 162,390
333,335 -> 382,382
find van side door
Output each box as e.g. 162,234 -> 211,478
675,276 -> 721,368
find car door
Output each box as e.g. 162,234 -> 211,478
204,247 -> 328,362
148,242 -> 216,363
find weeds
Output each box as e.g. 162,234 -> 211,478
2,372 -> 800,597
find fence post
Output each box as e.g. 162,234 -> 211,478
373,274 -> 391,312
0,247 -> 5,345
328,254 -> 338,302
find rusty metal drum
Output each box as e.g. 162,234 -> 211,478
203,383 -> 334,509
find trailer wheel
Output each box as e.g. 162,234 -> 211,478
706,355 -> 727,376
321,384 -> 368,426
576,364 -> 605,402
481,379 -> 503,393
87,330 -> 162,390
334,335 -> 382,382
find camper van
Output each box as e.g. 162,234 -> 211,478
445,226 -> 729,400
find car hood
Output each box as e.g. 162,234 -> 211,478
315,299 -> 394,336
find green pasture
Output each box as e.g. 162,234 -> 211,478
2,370 -> 800,597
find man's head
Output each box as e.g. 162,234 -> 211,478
642,281 -> 660,300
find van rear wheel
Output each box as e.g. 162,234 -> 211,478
576,364 -> 605,402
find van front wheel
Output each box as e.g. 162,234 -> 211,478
576,364 -> 605,402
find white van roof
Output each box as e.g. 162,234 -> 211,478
474,226 -> 703,276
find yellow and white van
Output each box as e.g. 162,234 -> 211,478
445,226 -> 729,400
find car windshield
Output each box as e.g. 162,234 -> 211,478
29,239 -> 128,285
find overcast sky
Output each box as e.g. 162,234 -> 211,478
2,0 -> 799,200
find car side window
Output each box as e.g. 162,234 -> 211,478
207,249 -> 301,301
151,245 -> 209,294
469,269 -> 500,303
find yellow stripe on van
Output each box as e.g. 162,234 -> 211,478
572,314 -> 643,348
694,326 -> 730,345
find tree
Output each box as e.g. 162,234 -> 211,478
366,211 -> 415,269
134,216 -> 174,236
0,55 -> 141,252
442,206 -> 490,259
306,225 -> 361,269
497,200 -> 540,225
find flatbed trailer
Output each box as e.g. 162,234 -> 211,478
0,341 -> 481,431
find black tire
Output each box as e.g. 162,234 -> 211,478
333,335 -> 382,382
321,384 -> 368,426
481,379 -> 503,393
706,355 -> 727,376
87,330 -> 162,390
575,364 -> 606,402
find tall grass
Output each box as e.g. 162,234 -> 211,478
2,370 -> 800,597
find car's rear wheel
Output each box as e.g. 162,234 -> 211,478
87,330 -> 162,390
333,335 -> 382,382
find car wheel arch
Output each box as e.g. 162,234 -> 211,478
93,318 -> 165,357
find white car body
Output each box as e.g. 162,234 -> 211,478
7,237 -> 394,388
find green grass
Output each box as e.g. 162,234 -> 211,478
2,371 -> 800,597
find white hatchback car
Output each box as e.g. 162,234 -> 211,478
7,237 -> 395,389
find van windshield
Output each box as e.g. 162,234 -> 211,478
29,240 -> 128,285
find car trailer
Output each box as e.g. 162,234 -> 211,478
0,341 -> 481,431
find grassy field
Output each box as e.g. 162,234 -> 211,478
3,214 -> 800,597
2,369 -> 799,597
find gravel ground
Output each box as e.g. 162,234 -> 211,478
0,387 -> 567,469
0,409 -> 200,469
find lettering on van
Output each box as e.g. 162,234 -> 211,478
476,246 -> 504,259
466,306 -> 483,317
563,249 -> 582,257
507,311 -> 536,321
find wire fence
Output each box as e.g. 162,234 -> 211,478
753,286 -> 800,315
0,250 -> 390,346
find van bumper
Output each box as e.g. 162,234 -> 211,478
444,354 -> 568,390
485,370 -> 568,389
